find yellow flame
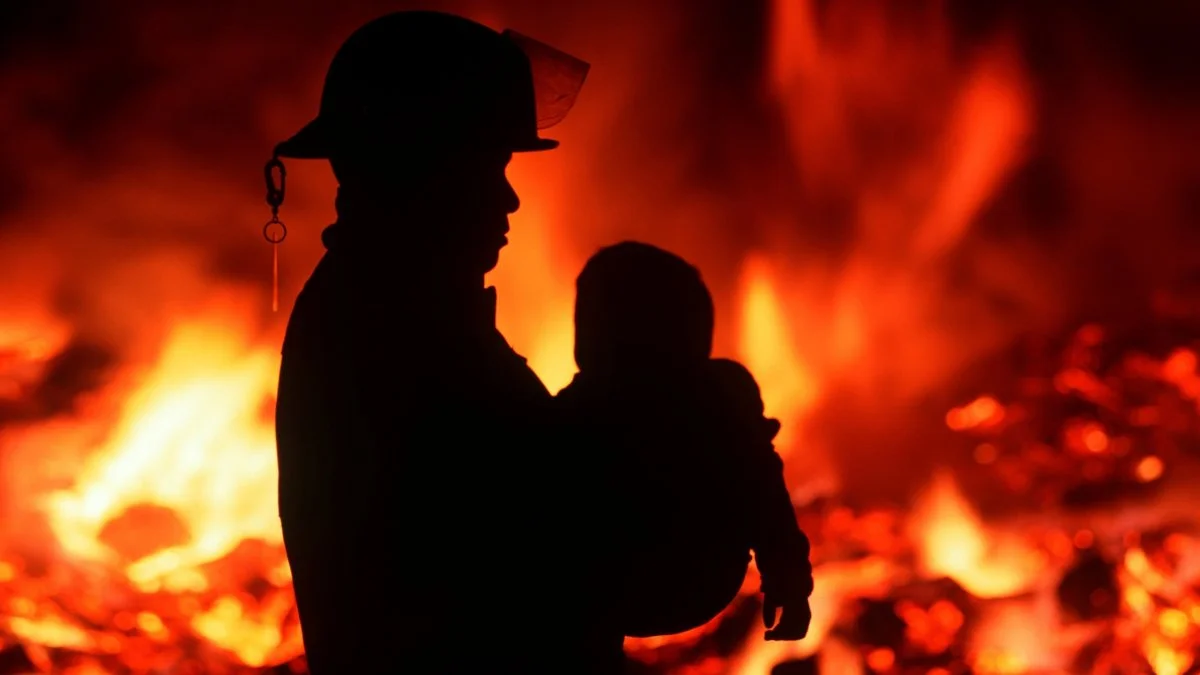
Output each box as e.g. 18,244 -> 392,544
910,470 -> 1044,598
736,255 -> 819,455
970,592 -> 1067,674
731,558 -> 896,674
489,156 -> 579,394
946,395 -> 1005,431
42,318 -> 282,589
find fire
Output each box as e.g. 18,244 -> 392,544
0,298 -> 299,670
43,317 -> 282,586
1,0 -> 1199,673
1120,543 -> 1200,675
0,316 -> 72,402
729,557 -> 898,674
489,160 -> 579,395
909,470 -> 1044,599
736,255 -> 820,455
968,591 -> 1067,673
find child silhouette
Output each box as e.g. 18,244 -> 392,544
557,241 -> 813,640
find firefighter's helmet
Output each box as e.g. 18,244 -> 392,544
274,11 -> 589,159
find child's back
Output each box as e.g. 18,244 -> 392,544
558,363 -> 754,637
559,242 -> 812,639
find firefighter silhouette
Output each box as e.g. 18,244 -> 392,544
268,11 -> 608,674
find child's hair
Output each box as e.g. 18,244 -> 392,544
574,241 -> 714,370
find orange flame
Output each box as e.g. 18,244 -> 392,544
909,470 -> 1045,599
43,315 -> 281,588
736,255 -> 820,454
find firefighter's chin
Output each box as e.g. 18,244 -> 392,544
456,235 -> 505,276
481,237 -> 507,273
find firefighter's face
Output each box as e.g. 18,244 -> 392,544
331,146 -> 519,274
436,149 -> 519,274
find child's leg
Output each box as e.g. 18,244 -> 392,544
620,546 -> 750,638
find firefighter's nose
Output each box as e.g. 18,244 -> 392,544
503,181 -> 520,214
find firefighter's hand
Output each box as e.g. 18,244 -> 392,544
762,595 -> 811,641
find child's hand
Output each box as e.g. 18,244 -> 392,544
762,595 -> 812,641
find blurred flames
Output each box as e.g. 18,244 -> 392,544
909,470 -> 1045,599
0,0 -> 1199,673
737,255 -> 821,457
43,318 -> 280,584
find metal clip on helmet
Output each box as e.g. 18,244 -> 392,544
274,10 -> 590,160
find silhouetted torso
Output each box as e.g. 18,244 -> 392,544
276,227 -> 609,673
267,10 -> 603,672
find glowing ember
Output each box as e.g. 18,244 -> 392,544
946,396 -> 1006,432
736,255 -> 820,456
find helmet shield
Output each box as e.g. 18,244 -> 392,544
502,30 -> 590,130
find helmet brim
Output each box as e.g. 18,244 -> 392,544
274,117 -> 559,159
273,118 -> 329,159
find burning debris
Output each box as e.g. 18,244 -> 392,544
621,322 -> 1200,675
944,323 -> 1200,511
0,315 -> 301,674
24,289 -> 1200,673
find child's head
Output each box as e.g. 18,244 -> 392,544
574,241 -> 714,371
708,358 -> 782,441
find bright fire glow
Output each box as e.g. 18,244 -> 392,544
43,320 -> 282,588
910,470 -> 1046,599
736,255 -> 820,455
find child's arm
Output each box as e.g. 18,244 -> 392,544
706,358 -> 814,638
745,442 -> 814,640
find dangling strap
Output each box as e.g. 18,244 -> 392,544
263,155 -> 288,312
